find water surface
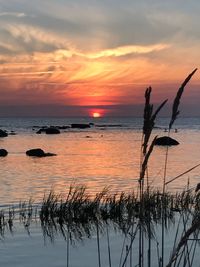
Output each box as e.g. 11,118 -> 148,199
0,117 -> 200,205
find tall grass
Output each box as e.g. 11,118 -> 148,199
0,187 -> 198,238
1,186 -> 200,266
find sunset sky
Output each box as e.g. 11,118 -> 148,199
0,0 -> 199,116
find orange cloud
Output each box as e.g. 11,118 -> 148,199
0,43 -> 198,111
80,44 -> 170,58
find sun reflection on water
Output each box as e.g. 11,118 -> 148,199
0,127 -> 200,204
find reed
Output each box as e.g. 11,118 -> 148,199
0,188 -> 198,238
139,87 -> 167,267
1,186 -> 200,266
159,69 -> 198,267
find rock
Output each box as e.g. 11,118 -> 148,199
0,129 -> 8,137
36,128 -> 47,134
71,123 -> 91,129
26,148 -> 45,157
26,148 -> 56,157
35,125 -> 69,131
45,128 -> 60,134
36,127 -> 60,134
57,126 -> 70,130
155,136 -> 179,146
0,149 -> 8,157
9,131 -> 17,135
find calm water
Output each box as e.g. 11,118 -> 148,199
0,117 -> 200,205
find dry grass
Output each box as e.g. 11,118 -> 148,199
0,187 -> 199,240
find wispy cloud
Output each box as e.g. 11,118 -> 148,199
81,44 -> 170,58
0,12 -> 27,17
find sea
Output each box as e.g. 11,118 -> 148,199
1,116 -> 200,266
0,116 -> 200,206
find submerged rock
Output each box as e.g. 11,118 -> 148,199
0,149 -> 8,157
0,129 -> 8,137
26,148 -> 56,157
155,136 -> 179,146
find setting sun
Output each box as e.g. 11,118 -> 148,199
92,112 -> 101,118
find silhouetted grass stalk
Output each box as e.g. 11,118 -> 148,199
67,225 -> 70,267
106,223 -> 112,267
121,225 -> 139,267
96,221 -> 102,267
161,68 -> 197,267
139,87 -> 167,267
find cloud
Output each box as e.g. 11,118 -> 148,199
0,0 -> 199,116
0,0 -> 198,61
0,12 -> 27,17
2,23 -> 70,54
82,44 -> 170,59
0,0 -> 183,54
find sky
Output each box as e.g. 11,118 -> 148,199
0,0 -> 199,117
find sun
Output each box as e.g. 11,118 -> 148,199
92,112 -> 101,118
